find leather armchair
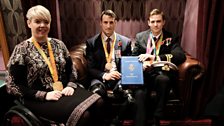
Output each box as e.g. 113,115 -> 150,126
69,43 -> 205,119
164,53 -> 204,119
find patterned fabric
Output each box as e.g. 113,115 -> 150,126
66,93 -> 101,125
5,38 -> 102,124
6,38 -> 77,100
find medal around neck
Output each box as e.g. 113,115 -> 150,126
53,81 -> 63,91
105,62 -> 112,71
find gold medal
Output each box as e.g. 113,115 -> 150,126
53,81 -> 63,91
105,62 -> 112,71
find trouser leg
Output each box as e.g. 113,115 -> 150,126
154,74 -> 170,118
134,89 -> 147,126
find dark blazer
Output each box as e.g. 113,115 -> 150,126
132,29 -> 186,65
86,33 -> 132,81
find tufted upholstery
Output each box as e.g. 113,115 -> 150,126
69,43 -> 204,119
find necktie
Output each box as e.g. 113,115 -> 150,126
153,37 -> 157,42
106,38 -> 111,53
150,37 -> 157,47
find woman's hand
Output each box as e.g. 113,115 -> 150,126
62,87 -> 74,96
45,90 -> 62,101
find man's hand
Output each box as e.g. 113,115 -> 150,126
138,54 -> 155,62
143,61 -> 153,71
45,90 -> 62,101
104,71 -> 121,81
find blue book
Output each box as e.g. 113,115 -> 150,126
121,56 -> 144,85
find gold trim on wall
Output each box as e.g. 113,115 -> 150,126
0,10 -> 10,68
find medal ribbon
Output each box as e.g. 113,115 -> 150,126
102,33 -> 116,63
146,32 -> 163,57
32,38 -> 58,83
146,34 -> 153,54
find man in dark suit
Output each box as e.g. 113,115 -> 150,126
132,9 -> 186,126
86,10 -> 132,125
85,10 -> 132,99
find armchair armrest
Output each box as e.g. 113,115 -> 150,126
176,53 -> 205,117
69,43 -> 89,88
178,54 -> 204,81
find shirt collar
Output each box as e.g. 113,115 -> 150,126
151,31 -> 162,40
102,32 -> 115,42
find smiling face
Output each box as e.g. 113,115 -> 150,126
27,18 -> 50,42
26,5 -> 51,42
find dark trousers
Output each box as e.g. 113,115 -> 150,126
133,72 -> 171,126
134,88 -> 147,126
153,74 -> 170,117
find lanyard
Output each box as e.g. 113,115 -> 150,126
146,32 -> 163,57
32,38 -> 58,83
101,33 -> 116,63
146,35 -> 153,54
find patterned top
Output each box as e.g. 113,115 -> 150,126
6,38 -> 78,101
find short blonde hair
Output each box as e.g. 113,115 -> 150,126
26,5 -> 51,22
148,8 -> 165,21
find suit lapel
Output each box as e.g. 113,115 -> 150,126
96,34 -> 107,63
114,34 -> 122,71
114,34 -> 120,57
114,34 -> 120,50
143,30 -> 150,47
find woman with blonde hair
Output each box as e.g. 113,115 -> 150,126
6,5 -> 104,126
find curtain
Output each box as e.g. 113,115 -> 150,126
3,0 -> 222,118
101,0 -> 145,21
193,0 -> 224,117
58,0 -> 186,49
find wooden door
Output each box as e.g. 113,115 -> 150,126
0,10 -> 10,70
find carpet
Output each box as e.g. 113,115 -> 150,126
122,119 -> 211,126
160,119 -> 211,126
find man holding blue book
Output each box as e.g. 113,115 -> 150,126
132,8 -> 186,126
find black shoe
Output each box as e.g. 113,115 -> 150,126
89,84 -> 107,97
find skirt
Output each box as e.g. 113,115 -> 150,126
24,87 -> 101,125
